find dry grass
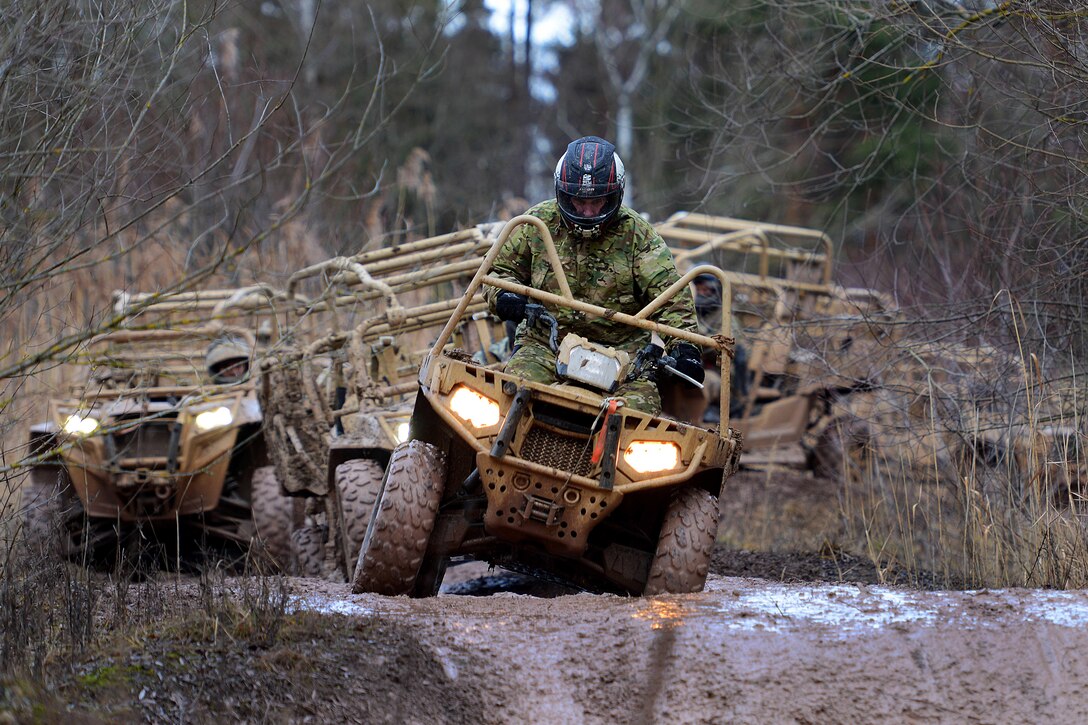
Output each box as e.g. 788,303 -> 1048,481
721,373 -> 1088,590
717,468 -> 847,554
836,450 -> 1088,589
0,517 -> 292,714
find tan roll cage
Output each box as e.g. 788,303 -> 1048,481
656,212 -> 835,287
427,215 -> 735,432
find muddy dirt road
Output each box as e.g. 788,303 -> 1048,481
277,565 -> 1088,724
59,472 -> 1088,723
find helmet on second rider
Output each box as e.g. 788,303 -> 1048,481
692,273 -> 723,312
206,335 -> 252,384
554,136 -> 626,239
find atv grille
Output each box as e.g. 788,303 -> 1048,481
519,426 -> 593,478
112,420 -> 174,462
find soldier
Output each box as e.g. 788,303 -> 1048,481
691,272 -> 748,420
692,272 -> 724,336
206,335 -> 252,384
484,135 -> 703,413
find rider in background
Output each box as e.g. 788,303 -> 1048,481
692,272 -> 748,421
205,335 -> 252,384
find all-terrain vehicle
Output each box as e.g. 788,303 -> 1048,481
656,212 -> 1085,498
258,225 -> 508,578
351,215 -> 742,597
655,211 -> 897,469
843,340 -> 1086,502
21,290 -> 299,569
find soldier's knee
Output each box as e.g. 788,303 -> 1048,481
504,344 -> 558,383
619,379 -> 662,414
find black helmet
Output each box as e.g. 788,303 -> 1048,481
692,273 -> 723,311
554,136 -> 626,239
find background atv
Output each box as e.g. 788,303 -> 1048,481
21,289 -> 299,571
656,212 -> 1084,500
351,215 -> 742,597
258,225 -> 508,579
656,212 -> 899,468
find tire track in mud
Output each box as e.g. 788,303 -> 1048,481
292,573 -> 1088,723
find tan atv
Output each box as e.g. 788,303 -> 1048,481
258,225 -> 508,579
849,340 -> 1086,503
20,290 -> 299,570
656,213 -> 1085,499
351,215 -> 742,597
656,212 -> 897,468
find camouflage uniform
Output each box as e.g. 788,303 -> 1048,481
484,200 -> 698,413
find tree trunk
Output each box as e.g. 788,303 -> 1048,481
616,92 -> 634,207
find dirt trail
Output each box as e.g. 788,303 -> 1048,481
51,471 -> 1088,723
284,567 -> 1088,724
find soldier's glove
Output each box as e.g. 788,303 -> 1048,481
495,292 -> 528,323
670,343 -> 706,386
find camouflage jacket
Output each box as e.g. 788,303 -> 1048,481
484,201 -> 698,352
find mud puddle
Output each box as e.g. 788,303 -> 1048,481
285,569 -> 1088,723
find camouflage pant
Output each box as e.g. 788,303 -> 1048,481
504,339 -> 662,414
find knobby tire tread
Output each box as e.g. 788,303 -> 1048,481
290,526 -> 325,577
335,458 -> 385,561
250,466 -> 297,570
643,487 -> 720,595
351,441 -> 445,595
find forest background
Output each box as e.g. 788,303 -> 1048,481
1,0 -> 1085,447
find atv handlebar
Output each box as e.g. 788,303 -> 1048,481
524,303 -> 559,353
626,343 -> 706,390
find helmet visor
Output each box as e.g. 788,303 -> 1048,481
556,188 -> 622,229
555,176 -> 621,199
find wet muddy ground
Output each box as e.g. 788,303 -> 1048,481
30,470 -> 1088,723
281,566 -> 1088,724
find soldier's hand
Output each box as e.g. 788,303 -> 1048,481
495,292 -> 528,322
524,304 -> 560,352
670,343 -> 706,386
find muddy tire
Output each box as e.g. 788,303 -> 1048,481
643,487 -> 720,595
290,526 -> 326,577
250,466 -> 298,570
351,441 -> 445,596
20,466 -> 78,556
812,416 -> 871,482
336,459 -> 385,560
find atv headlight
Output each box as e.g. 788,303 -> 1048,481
194,406 -> 233,432
449,385 -> 500,428
624,441 -> 680,474
63,414 -> 100,436
395,421 -> 410,443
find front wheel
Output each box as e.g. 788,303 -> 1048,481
249,466 -> 299,571
351,441 -> 445,596
643,487 -> 720,595
20,466 -> 79,557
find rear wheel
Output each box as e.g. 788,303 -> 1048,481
335,458 -> 385,563
249,466 -> 299,570
643,487 -> 720,595
290,526 -> 326,577
812,415 -> 872,482
351,441 -> 445,596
